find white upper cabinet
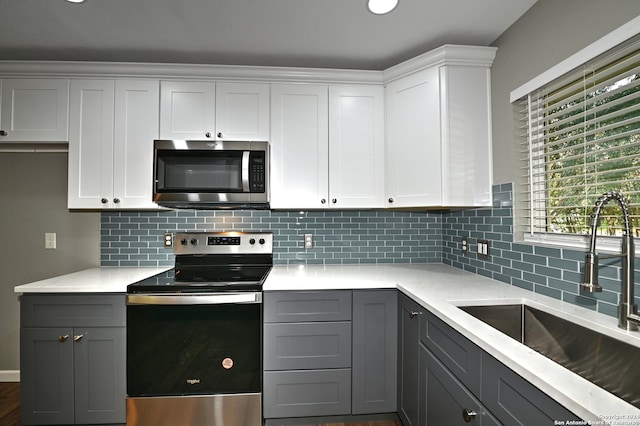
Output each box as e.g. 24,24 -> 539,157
270,84 -> 329,209
270,84 -> 385,209
215,82 -> 269,141
159,80 -> 269,141
386,61 -> 493,208
68,79 -> 160,209
386,68 -> 442,207
329,85 -> 385,208
0,78 -> 69,142
112,80 -> 161,209
159,81 -> 215,140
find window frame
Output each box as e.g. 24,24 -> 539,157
511,15 -> 640,255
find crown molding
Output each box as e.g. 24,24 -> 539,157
0,60 -> 384,85
382,45 -> 497,84
0,44 -> 497,85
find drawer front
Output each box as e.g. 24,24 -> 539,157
21,294 -> 126,327
264,291 -> 352,323
263,369 -> 351,418
420,310 -> 481,397
264,322 -> 352,370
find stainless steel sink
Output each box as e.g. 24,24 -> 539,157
459,304 -> 640,409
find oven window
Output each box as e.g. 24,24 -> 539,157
156,151 -> 243,192
127,303 -> 261,397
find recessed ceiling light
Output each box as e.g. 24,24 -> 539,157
367,0 -> 398,15
65,0 -> 87,3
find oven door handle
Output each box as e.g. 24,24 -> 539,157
126,292 -> 262,305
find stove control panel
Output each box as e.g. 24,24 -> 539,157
172,231 -> 273,255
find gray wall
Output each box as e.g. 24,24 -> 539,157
0,153 -> 99,372
490,0 -> 640,187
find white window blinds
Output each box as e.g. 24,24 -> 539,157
518,35 -> 640,238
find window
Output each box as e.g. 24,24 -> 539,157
517,35 -> 640,241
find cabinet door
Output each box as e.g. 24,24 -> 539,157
74,327 -> 126,424
440,66 -> 492,207
420,345 -> 499,426
215,82 -> 269,141
112,79 -> 160,209
398,293 -> 422,426
352,290 -> 397,415
20,327 -> 75,425
0,78 -> 69,142
270,84 -> 329,209
159,80 -> 216,140
482,353 -> 581,425
329,85 -> 385,208
385,68 -> 442,208
68,79 -> 116,208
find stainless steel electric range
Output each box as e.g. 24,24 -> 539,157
125,231 -> 272,426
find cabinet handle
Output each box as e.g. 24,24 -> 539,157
321,199 -> 326,204
217,132 -> 223,138
409,311 -> 421,318
205,132 -> 212,138
58,335 -> 69,343
331,198 -> 337,204
0,130 -> 7,136
113,198 -> 121,204
101,198 -> 109,204
388,198 -> 394,203
73,334 -> 84,342
462,409 -> 477,422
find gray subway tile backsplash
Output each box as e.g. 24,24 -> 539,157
101,182 -> 639,318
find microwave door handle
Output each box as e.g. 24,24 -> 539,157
242,151 -> 250,192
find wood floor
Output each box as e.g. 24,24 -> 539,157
0,382 -> 402,426
0,382 -> 20,426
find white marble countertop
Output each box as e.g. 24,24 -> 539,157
266,263 -> 640,425
13,263 -> 640,424
13,267 -> 171,293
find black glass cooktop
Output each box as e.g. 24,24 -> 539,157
127,254 -> 272,293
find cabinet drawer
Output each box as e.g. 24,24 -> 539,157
263,369 -> 351,418
264,322 -> 351,370
264,291 -> 352,322
21,294 -> 126,327
419,310 -> 481,397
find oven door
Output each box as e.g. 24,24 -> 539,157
126,292 -> 262,397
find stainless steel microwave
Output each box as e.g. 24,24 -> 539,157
153,140 -> 269,209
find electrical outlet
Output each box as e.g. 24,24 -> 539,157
163,232 -> 174,248
304,234 -> 313,249
45,233 -> 56,249
461,236 -> 469,254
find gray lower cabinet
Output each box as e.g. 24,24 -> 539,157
263,289 -> 397,419
352,289 -> 397,414
419,345 -> 499,426
414,296 -> 580,426
397,292 -> 422,426
20,294 -> 126,425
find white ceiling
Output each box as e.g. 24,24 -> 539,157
0,0 -> 537,70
